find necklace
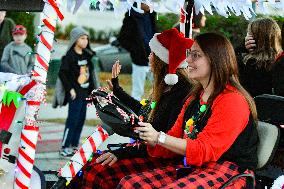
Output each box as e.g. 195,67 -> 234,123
140,99 -> 156,109
183,97 -> 208,167
138,99 -> 157,121
184,97 -> 207,139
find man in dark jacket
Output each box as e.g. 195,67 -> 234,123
0,11 -> 15,60
118,3 -> 156,101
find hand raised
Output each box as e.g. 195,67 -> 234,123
112,60 -> 122,78
245,35 -> 256,52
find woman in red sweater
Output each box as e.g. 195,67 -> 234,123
117,33 -> 259,188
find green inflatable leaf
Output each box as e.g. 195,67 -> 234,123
2,91 -> 23,108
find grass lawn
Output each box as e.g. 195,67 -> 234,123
46,72 -> 152,103
45,72 -> 152,124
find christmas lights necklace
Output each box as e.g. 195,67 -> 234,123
184,94 -> 208,140
183,93 -> 209,167
138,99 -> 156,121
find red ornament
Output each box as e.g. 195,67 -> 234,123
189,125 -> 193,132
4,148 -> 11,154
139,115 -> 144,122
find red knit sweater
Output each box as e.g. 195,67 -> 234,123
148,85 -> 251,167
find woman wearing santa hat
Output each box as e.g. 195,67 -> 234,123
68,28 -> 194,188
117,33 -> 258,188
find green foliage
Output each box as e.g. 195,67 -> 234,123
88,28 -> 96,42
55,23 -> 65,40
6,12 -> 36,49
272,16 -> 284,48
202,15 -> 249,48
203,15 -> 284,49
268,16 -> 284,26
55,23 -> 119,44
156,13 -> 179,32
64,23 -> 77,39
96,30 -> 106,43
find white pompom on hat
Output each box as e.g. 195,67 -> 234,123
149,28 -> 194,85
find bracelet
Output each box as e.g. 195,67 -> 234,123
157,131 -> 166,145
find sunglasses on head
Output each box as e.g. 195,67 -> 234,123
12,28 -> 26,32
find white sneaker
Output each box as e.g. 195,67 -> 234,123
60,148 -> 74,157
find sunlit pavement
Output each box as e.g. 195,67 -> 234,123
34,122 -> 130,172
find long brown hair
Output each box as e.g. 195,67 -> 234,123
147,54 -> 190,122
190,33 -> 257,122
243,18 -> 282,70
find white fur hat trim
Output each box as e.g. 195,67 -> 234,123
164,74 -> 178,85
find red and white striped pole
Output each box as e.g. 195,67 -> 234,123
14,0 -> 64,188
14,126 -> 39,189
59,126 -> 109,185
180,8 -> 186,36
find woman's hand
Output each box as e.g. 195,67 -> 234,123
96,152 -> 118,166
106,60 -> 122,91
112,60 -> 121,78
245,35 -> 256,52
106,80 -> 113,91
135,122 -> 159,146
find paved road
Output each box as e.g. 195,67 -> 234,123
38,103 -> 97,119
34,102 -> 130,177
35,122 -> 130,172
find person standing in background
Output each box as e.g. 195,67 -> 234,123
1,25 -> 34,75
59,27 -> 96,157
240,18 -> 284,97
0,11 -> 15,61
118,3 -> 156,101
191,13 -> 207,38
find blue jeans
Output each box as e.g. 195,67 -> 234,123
62,98 -> 87,148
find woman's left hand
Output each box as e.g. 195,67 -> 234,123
135,122 -> 159,145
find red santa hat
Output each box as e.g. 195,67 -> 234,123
149,28 -> 194,85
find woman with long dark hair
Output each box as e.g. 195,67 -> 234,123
241,18 -> 284,97
118,33 -> 258,188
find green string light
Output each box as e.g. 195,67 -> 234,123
90,0 -> 97,6
150,101 -> 156,109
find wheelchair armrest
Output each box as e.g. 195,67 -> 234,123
219,173 -> 255,189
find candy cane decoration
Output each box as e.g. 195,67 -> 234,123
33,0 -> 63,83
14,83 -> 45,189
59,126 -> 108,185
14,126 -> 39,189
14,0 -> 64,188
180,8 -> 186,36
189,7 -> 193,39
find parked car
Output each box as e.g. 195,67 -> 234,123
93,38 -> 133,73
